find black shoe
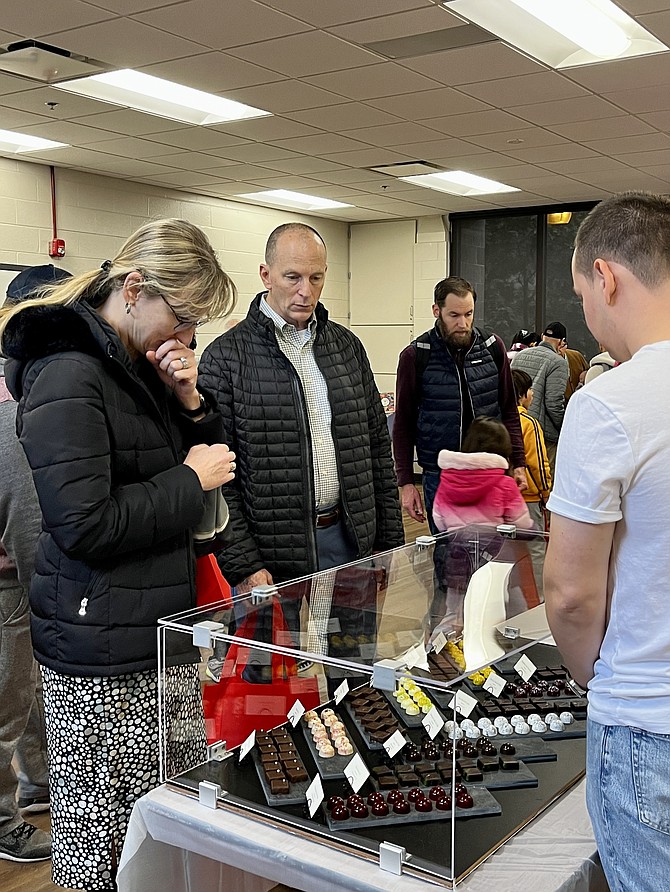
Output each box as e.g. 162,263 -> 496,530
0,821 -> 52,862
18,792 -> 50,814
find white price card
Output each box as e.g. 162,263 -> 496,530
514,654 -> 537,682
422,705 -> 445,740
383,730 -> 407,758
327,617 -> 341,633
483,670 -> 507,698
239,730 -> 255,762
432,631 -> 447,655
344,753 -> 370,793
334,679 -> 350,705
404,642 -> 429,670
306,774 -> 324,819
287,699 -> 306,727
447,690 -> 478,719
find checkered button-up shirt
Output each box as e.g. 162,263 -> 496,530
260,296 -> 339,511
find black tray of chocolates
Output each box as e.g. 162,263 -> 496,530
382,686 -> 441,729
321,783 -> 501,830
252,728 -> 311,806
342,689 -> 401,750
300,707 -> 360,779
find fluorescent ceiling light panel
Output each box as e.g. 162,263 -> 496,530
0,128 -> 68,153
443,0 -> 668,68
236,190 -> 353,210
54,70 -> 271,125
399,170 -> 519,197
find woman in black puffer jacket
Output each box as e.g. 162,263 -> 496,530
0,219 -> 236,891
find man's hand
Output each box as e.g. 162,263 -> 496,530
235,568 -> 274,595
401,483 -> 425,523
513,467 -> 528,492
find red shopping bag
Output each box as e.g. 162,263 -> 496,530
196,554 -> 233,608
202,599 -> 321,747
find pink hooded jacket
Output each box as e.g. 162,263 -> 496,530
432,450 -> 533,533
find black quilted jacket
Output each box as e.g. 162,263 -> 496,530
3,301 -> 222,676
198,294 -> 404,586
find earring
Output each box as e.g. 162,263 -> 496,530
125,303 -> 131,315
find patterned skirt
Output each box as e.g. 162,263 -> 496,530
41,664 -> 206,891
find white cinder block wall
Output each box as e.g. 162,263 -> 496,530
0,156 -> 449,391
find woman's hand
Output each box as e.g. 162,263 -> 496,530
184,443 -> 236,491
146,339 -> 200,411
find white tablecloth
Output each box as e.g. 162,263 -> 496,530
117,780 -> 608,891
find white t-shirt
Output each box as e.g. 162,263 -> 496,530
548,341 -> 670,733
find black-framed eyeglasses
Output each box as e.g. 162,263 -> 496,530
156,291 -> 208,332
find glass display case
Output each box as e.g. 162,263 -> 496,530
158,525 -> 585,888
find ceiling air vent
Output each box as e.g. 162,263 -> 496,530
0,40 -> 107,83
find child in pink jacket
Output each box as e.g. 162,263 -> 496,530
432,417 -> 533,532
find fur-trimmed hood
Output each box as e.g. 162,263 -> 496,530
2,302 -> 125,401
437,449 -> 508,471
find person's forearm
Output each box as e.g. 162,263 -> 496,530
544,578 -> 607,688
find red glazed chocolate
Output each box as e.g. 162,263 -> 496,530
350,803 -> 369,818
331,805 -> 350,821
415,798 -> 433,813
371,801 -> 390,816
428,785 -> 446,801
393,800 -> 411,814
456,791 -> 474,809
436,796 -> 453,811
407,787 -> 424,803
326,796 -> 344,811
387,789 -> 404,805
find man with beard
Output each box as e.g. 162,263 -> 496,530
393,276 -> 526,531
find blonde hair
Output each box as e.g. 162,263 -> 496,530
0,218 -> 236,345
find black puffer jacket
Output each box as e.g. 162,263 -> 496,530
198,295 -> 404,586
3,301 -> 222,677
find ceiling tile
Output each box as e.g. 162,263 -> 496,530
146,151 -> 238,170
137,170 -> 233,187
0,105 -> 51,129
602,84 -> 670,113
287,103 -> 402,131
18,119 -> 132,145
250,0 -> 432,28
329,6 -> 463,42
211,116 -> 321,141
139,128 -> 252,151
466,128 -> 568,152
305,63 -> 441,100
562,51 -> 670,93
268,133 -> 375,154
223,80 -> 345,113
389,136 -> 489,159
366,87 -> 489,120
0,85 -> 112,118
582,131 -> 670,154
507,95 -> 624,127
639,109 -> 670,130
422,109 -> 530,137
549,116 -> 657,141
1,1 -> 113,36
0,73 -> 39,97
225,32 -> 381,78
341,122 -> 445,147
400,42 -> 546,86
317,147 -> 417,167
502,144 -> 600,163
540,157 -> 633,176
140,52 -> 284,92
134,0 -> 311,50
202,143 -> 301,164
638,10 -> 670,41
255,156 -> 348,175
459,72 -> 590,107
638,164 -> 670,181
616,1 -> 670,14
68,108 -> 192,136
604,148 -> 670,167
579,170 -> 670,191
71,135 -> 186,158
44,18 -> 208,68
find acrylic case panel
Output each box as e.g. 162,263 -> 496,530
158,525 -> 582,887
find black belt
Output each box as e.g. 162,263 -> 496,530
315,506 -> 340,529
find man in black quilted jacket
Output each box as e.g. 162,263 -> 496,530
199,223 -> 404,597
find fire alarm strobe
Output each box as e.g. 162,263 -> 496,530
48,238 -> 66,257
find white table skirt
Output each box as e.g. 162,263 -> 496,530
117,780 -> 608,892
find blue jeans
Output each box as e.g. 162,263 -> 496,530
422,470 -> 441,535
586,718 -> 670,892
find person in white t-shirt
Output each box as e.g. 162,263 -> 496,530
544,192 -> 670,892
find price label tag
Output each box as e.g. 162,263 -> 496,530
287,699 -> 306,727
422,706 -> 445,740
446,690 -> 478,719
344,753 -> 370,793
327,617 -> 341,633
432,631 -> 447,654
383,730 -> 407,758
483,670 -> 507,698
334,679 -> 350,705
514,654 -> 537,682
305,774 -> 324,819
404,642 -> 429,670
239,730 -> 256,762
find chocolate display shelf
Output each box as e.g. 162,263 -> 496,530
341,693 -> 401,751
382,688 -> 442,729
251,749 -> 311,807
300,714 -> 360,780
321,784 -> 501,831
